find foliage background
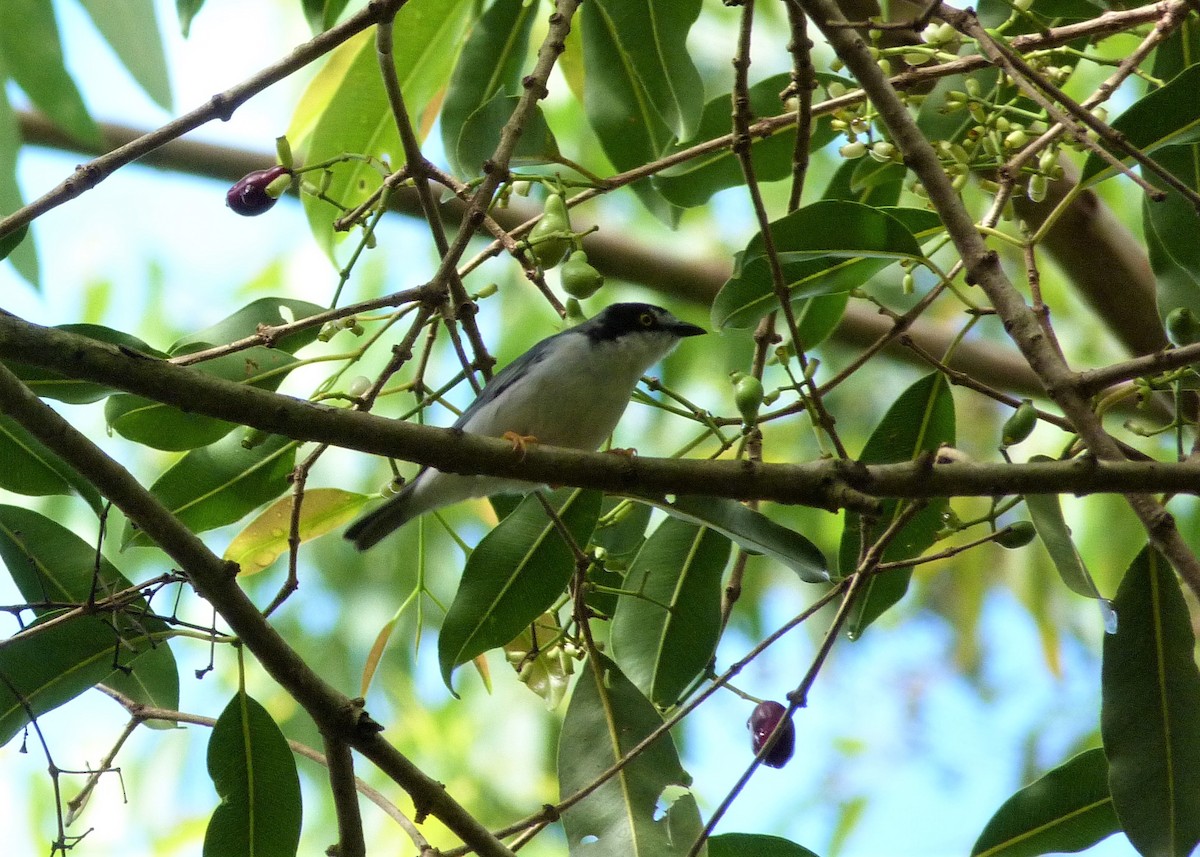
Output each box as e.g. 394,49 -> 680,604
1,0 -> 1196,856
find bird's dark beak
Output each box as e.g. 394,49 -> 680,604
672,320 -> 706,337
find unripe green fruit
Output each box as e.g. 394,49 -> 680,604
732,373 -> 764,424
996,520 -> 1036,549
560,250 -> 604,299
528,192 -> 571,268
1002,400 -> 1037,446
1166,307 -> 1200,346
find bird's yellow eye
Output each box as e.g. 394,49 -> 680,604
639,312 -> 654,327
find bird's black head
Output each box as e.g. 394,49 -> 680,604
580,302 -> 706,343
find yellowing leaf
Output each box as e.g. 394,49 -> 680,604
224,488 -> 370,574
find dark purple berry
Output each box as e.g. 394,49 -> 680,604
226,166 -> 291,216
748,700 -> 795,768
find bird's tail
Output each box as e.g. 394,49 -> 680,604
344,488 -> 418,550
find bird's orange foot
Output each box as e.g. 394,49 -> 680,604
503,430 -> 539,459
606,447 -> 638,459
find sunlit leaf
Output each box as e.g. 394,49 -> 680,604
203,691 -> 302,857
611,517 -> 731,706
438,488 -> 602,691
971,748 -> 1118,857
225,488 -> 371,574
1101,546 -> 1200,857
559,654 -> 703,856
300,0 -> 473,262
839,372 -> 955,635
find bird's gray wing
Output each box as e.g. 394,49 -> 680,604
451,330 -> 566,430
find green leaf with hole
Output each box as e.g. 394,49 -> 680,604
971,748 -> 1118,857
611,517 -> 731,706
713,200 -> 931,330
559,653 -> 703,856
441,0 -> 538,175
299,0 -> 473,262
75,0 -> 172,110
1101,546 -> 1200,857
0,0 -> 101,146
0,506 -> 178,716
839,372 -> 955,636
1081,64 -> 1200,187
123,433 -> 297,548
643,495 -> 828,583
438,488 -> 602,691
203,691 -> 302,857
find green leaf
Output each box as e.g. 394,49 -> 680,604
1142,145 -> 1200,324
0,68 -> 38,287
654,73 -> 812,209
592,498 -> 654,561
580,0 -> 699,224
455,94 -> 561,176
712,201 -> 929,330
73,0 -> 172,110
204,691 -> 302,857
0,506 -> 178,715
0,414 -> 105,513
708,833 -> 821,857
300,0 -> 351,33
123,433 -> 298,548
611,518 -> 731,706
0,0 -> 101,146
176,0 -> 205,37
438,488 -> 603,690
0,615 -> 134,747
582,0 -> 703,141
559,653 -> 704,856
300,0 -> 473,262
838,372 -> 956,635
1023,477 -> 1105,600
441,0 -> 538,176
104,298 -> 324,450
642,496 -> 828,583
1101,546 -> 1200,857
970,748 -> 1119,857
1081,64 -> 1200,187
104,347 -> 300,450
3,324 -> 162,404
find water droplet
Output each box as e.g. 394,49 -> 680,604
1100,599 -> 1118,634
270,528 -> 286,539
254,551 -> 278,569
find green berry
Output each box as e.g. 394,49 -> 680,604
996,521 -> 1036,549
1166,307 -> 1200,346
1002,399 -> 1037,446
733,374 -> 765,425
528,192 -> 572,268
560,250 -> 604,299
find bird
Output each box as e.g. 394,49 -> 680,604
345,302 -> 705,550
